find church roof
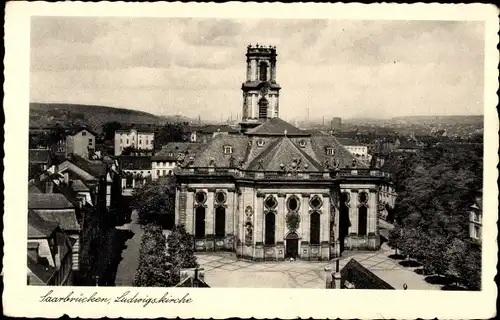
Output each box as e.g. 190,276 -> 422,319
180,118 -> 368,171
247,137 -> 322,171
246,117 -> 309,137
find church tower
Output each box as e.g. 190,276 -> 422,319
240,44 -> 281,130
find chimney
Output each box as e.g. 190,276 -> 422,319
45,180 -> 54,193
64,172 -> 70,185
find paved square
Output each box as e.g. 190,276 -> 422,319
195,243 -> 443,290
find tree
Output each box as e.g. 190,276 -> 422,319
102,121 -> 122,141
133,223 -> 179,287
131,175 -> 177,228
167,225 -> 199,269
154,123 -> 186,149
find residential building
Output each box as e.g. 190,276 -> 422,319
187,125 -> 239,144
29,148 -> 52,179
114,128 -> 154,156
28,192 -> 81,272
336,138 -> 371,162
151,142 -> 202,180
66,127 -> 96,159
119,156 -> 152,189
469,188 -> 482,243
174,45 -> 390,262
27,210 -> 74,286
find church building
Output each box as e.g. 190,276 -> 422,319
174,45 -> 390,261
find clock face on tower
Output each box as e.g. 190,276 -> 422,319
260,82 -> 271,96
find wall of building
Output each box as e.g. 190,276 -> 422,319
66,130 -> 94,158
152,161 -> 176,180
114,129 -> 154,156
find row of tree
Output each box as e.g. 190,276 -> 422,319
133,223 -> 198,287
388,144 -> 482,290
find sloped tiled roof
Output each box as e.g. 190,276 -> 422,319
29,149 -> 51,164
28,255 -> 55,285
34,209 -> 80,232
246,118 -> 309,136
28,210 -> 60,239
341,258 -> 394,289
190,135 -> 249,167
247,137 -> 322,171
336,138 -> 364,147
71,179 -> 90,192
152,142 -> 201,161
310,136 -> 368,169
28,193 -> 74,210
68,154 -> 107,177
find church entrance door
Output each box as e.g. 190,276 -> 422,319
285,233 -> 299,258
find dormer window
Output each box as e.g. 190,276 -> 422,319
299,140 -> 306,148
224,146 -> 233,154
326,147 -> 334,155
82,131 -> 87,136
257,139 -> 265,147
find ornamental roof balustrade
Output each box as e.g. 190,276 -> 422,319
176,167 -> 387,181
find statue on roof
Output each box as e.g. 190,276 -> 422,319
257,159 -> 264,170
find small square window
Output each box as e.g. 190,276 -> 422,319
299,140 -> 306,148
82,131 -> 87,136
88,138 -> 93,145
139,140 -> 142,144
326,147 -> 334,155
224,146 -> 233,154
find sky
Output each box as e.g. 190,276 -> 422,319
30,17 -> 484,121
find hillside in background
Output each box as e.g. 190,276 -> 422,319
29,103 -> 192,131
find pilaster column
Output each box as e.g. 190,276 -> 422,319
185,189 -> 194,234
227,190 -> 235,234
369,188 -> 378,234
206,189 -> 215,236
246,59 -> 251,81
350,189 -> 358,234
271,60 -> 276,81
278,193 -> 286,241
256,193 -> 265,244
300,194 -> 309,240
250,60 -> 257,81
321,193 -> 331,243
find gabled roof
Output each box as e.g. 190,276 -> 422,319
28,193 -> 74,210
67,126 -> 97,137
67,154 -> 107,177
247,137 -> 322,171
29,149 -> 51,164
246,118 -> 309,137
71,179 -> 90,192
34,210 -> 80,232
27,255 -> 55,285
152,142 -> 201,161
336,138 -> 364,147
310,136 -> 369,169
340,258 -> 394,289
28,210 -> 60,239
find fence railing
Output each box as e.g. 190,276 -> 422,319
178,167 -> 391,180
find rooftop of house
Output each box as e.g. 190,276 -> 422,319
340,258 -> 395,289
70,179 -> 90,192
67,154 -> 108,177
28,193 -> 74,210
67,126 -> 97,137
187,124 -> 239,134
29,149 -> 51,164
34,209 -> 81,232
27,254 -> 56,285
152,142 -> 203,161
28,210 -> 60,239
119,156 -> 152,170
336,138 -> 365,147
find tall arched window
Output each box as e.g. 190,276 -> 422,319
358,206 -> 367,236
258,98 -> 268,120
259,62 -> 268,81
265,212 -> 275,245
215,207 -> 226,237
195,206 -> 206,238
310,212 -> 321,245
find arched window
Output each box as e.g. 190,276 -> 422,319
258,98 -> 268,120
310,212 -> 321,245
358,206 -> 367,236
195,206 -> 205,238
259,62 -> 268,81
215,207 -> 226,237
265,212 -> 276,245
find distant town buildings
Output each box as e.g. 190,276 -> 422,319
186,125 -> 239,144
114,128 -> 154,156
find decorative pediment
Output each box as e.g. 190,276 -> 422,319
310,195 -> 323,210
